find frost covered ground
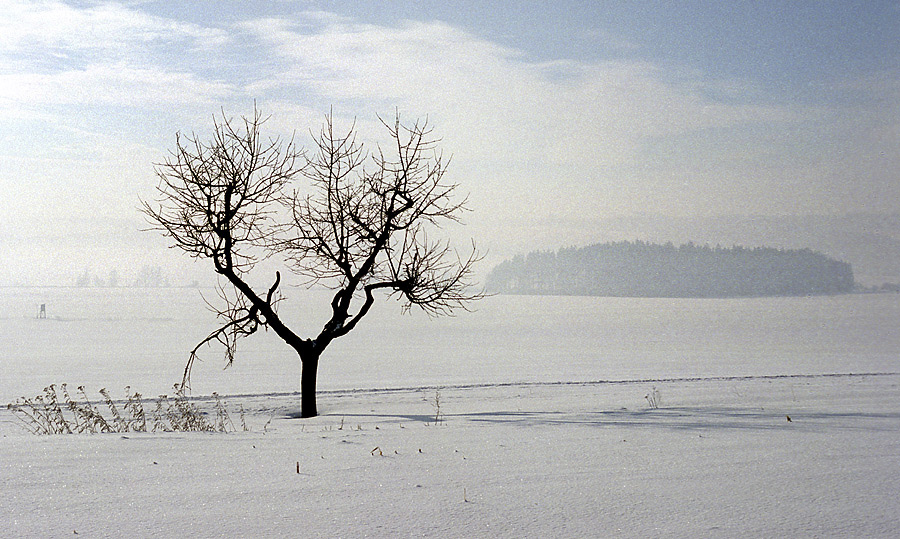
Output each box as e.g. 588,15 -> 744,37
3,373 -> 898,537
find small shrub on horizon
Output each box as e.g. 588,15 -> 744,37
6,384 -> 248,435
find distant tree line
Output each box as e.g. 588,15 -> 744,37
486,241 -> 855,298
74,266 -> 191,288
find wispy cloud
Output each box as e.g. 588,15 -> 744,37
242,15 -> 804,138
0,0 -> 234,112
0,63 -> 235,107
0,0 -> 228,54
238,13 -> 816,223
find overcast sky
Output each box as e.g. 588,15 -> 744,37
2,1 -> 899,285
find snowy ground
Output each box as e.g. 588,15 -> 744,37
2,373 -> 899,538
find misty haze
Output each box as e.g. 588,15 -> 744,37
2,2 -> 899,537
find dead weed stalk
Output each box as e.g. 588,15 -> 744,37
7,384 -> 248,435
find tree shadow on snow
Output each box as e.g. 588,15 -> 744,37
348,408 -> 900,432
462,407 -> 900,432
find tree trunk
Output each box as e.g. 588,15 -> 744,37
300,352 -> 320,418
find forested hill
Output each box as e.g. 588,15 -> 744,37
486,241 -> 855,298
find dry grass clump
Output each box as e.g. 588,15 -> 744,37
7,384 -> 246,435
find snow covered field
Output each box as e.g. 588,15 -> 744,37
2,289 -> 899,536
3,288 -> 900,403
2,374 -> 899,537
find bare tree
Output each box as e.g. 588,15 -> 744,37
143,108 -> 481,417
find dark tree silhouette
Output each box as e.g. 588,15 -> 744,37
143,109 -> 481,417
